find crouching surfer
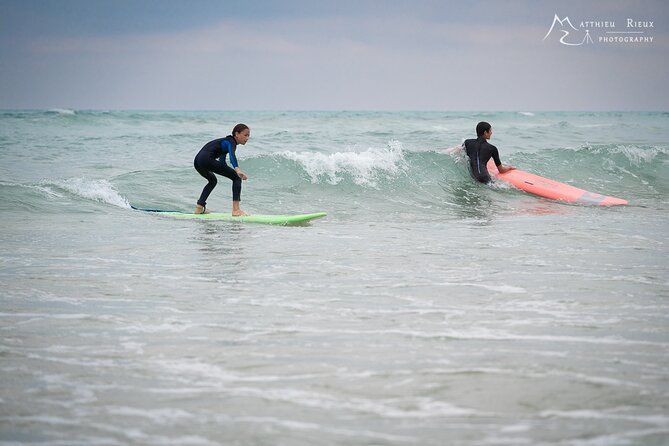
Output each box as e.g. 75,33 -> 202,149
193,124 -> 250,215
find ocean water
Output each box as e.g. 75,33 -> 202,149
1,110 -> 668,445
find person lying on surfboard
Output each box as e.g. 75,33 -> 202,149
193,124 -> 250,216
463,121 -> 514,183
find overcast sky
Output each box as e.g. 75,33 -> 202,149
1,0 -> 667,111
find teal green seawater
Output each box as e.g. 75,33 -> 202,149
1,110 -> 668,445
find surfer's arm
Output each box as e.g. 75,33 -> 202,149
222,140 -> 239,168
235,167 -> 248,180
492,146 -> 515,172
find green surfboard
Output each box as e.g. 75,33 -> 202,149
133,207 -> 326,226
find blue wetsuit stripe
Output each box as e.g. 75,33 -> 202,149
222,139 -> 238,168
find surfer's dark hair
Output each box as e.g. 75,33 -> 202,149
232,123 -> 249,135
476,121 -> 491,137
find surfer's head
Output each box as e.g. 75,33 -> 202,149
476,121 -> 492,139
232,123 -> 250,145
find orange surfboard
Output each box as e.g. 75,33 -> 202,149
487,160 -> 628,206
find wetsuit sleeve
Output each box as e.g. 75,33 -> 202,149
222,140 -> 239,168
491,145 -> 502,167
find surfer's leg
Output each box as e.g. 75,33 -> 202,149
217,164 -> 247,216
195,166 -> 217,209
216,164 -> 242,200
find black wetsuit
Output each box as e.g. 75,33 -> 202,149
194,135 -> 241,206
463,137 -> 502,184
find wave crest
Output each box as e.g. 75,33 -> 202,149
46,108 -> 76,115
45,178 -> 131,209
577,144 -> 668,167
276,140 -> 407,186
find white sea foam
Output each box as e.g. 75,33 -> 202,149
584,144 -> 667,166
47,108 -> 76,115
106,406 -> 195,424
279,140 -> 406,186
234,387 -> 477,418
235,415 -> 417,442
614,144 -> 664,166
48,178 -> 131,208
540,409 -> 669,434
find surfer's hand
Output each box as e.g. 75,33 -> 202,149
498,164 -> 515,173
235,168 -> 248,180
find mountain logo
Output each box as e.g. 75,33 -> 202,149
543,14 -> 593,46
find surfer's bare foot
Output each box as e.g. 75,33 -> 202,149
232,201 -> 247,216
194,204 -> 209,214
